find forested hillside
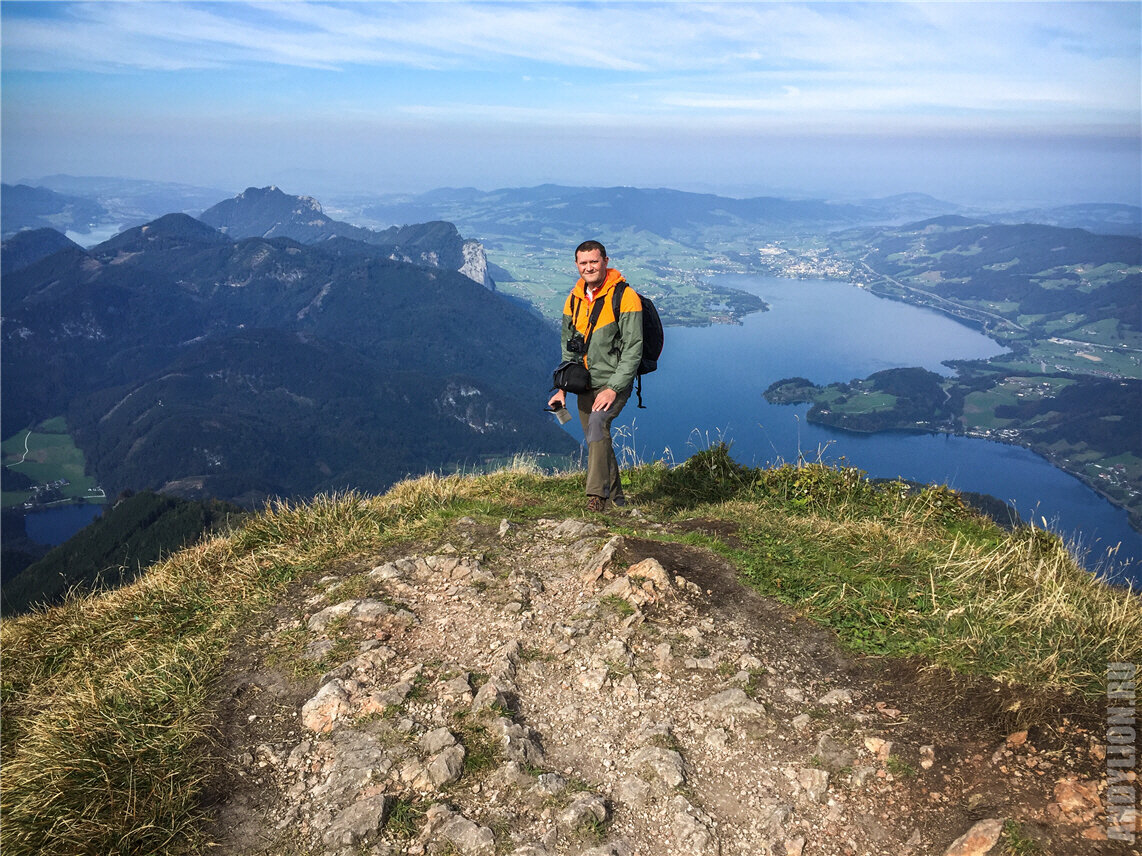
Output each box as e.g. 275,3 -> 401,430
1,490 -> 244,616
2,214 -> 576,507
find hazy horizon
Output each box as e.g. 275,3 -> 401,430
3,1 -> 1139,210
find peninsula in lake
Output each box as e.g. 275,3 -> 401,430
759,216 -> 1140,531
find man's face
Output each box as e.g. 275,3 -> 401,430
575,249 -> 609,289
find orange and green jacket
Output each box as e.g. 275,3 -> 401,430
560,268 -> 644,393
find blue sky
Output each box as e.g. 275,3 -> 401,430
2,1 -> 1139,206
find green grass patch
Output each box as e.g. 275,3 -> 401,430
823,390 -> 897,414
384,796 -> 425,839
644,447 -> 1140,695
1001,820 -> 1042,855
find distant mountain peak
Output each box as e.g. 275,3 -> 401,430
98,212 -> 229,254
1,228 -> 85,276
200,188 -> 495,289
237,185 -> 322,210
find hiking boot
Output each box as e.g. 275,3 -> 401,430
586,495 -> 606,513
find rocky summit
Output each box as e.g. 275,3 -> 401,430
202,513 -> 1120,856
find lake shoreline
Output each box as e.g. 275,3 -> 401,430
619,273 -> 1141,584
799,415 -> 1142,536
750,273 -> 1141,537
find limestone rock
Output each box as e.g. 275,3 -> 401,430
818,688 -> 853,706
670,795 -> 720,855
797,767 -> 829,804
1046,776 -> 1101,826
941,818 -> 1004,856
306,730 -> 395,804
557,791 -> 608,837
581,536 -> 624,583
359,679 -> 413,716
420,727 -> 458,755
441,672 -> 474,704
579,844 -> 632,856
490,716 -> 545,766
593,638 -> 634,670
694,688 -> 766,724
577,666 -> 609,693
300,679 -> 351,733
629,745 -> 687,788
473,679 -> 512,712
614,775 -> 652,808
322,793 -> 393,848
815,730 -> 857,772
421,803 -> 496,855
307,600 -> 356,633
427,744 -> 466,787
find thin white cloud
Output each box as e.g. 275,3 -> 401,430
5,1 -> 1138,78
2,1 -> 1137,142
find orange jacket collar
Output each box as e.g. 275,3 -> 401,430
574,267 -> 625,301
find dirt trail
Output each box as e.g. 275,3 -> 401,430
200,514 -> 1130,856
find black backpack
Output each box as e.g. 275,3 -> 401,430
611,281 -> 663,408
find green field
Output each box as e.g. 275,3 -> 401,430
961,377 -> 1078,431
1,418 -> 105,509
820,388 -> 897,414
483,227 -> 760,326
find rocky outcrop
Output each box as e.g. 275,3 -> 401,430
460,239 -> 495,291
199,186 -> 495,288
204,515 -> 1118,855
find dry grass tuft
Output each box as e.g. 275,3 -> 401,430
932,526 -> 1142,694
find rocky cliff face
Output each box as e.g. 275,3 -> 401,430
203,514 -> 1112,856
199,186 -> 495,289
460,239 -> 495,291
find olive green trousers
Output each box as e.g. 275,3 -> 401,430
576,386 -> 631,505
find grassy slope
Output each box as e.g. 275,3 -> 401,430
2,448 -> 1139,855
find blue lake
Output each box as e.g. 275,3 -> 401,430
572,275 -> 1142,587
24,503 -> 104,546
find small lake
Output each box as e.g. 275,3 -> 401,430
68,224 -> 126,247
578,276 -> 1142,586
23,503 -> 104,546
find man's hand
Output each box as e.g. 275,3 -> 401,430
548,390 -> 566,409
592,388 -> 617,411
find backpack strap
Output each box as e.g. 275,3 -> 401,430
609,281 -> 647,409
570,292 -> 609,359
608,281 -> 627,355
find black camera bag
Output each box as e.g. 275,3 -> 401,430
552,291 -> 608,394
552,359 -> 592,393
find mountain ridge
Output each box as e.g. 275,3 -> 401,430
2,213 -> 574,507
199,186 -> 496,289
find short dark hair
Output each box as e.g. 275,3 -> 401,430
575,240 -> 607,259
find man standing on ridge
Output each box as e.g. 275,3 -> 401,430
548,240 -> 644,512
